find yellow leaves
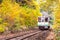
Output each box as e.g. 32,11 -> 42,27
1,0 -> 21,20
52,24 -> 57,29
40,0 -> 60,30
0,18 -> 3,22
53,2 -> 60,30
55,10 -> 60,18
54,5 -> 60,24
52,23 -> 60,30
0,0 -> 42,32
0,27 -> 5,32
32,0 -> 40,9
3,22 -> 8,26
0,24 -> 5,32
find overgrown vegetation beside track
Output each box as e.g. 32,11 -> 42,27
0,0 -> 41,34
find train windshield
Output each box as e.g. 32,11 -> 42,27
45,17 -> 48,22
38,17 -> 49,22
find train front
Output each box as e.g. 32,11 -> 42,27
38,16 -> 50,30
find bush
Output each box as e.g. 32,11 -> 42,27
0,25 -> 5,33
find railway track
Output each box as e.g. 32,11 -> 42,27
0,29 -> 40,40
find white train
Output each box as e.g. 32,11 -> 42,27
38,16 -> 51,30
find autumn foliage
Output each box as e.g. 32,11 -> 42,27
0,0 -> 60,33
0,0 -> 41,33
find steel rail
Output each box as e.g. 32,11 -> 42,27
0,30 -> 40,40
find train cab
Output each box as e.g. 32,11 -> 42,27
38,16 -> 50,30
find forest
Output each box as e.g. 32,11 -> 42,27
0,0 -> 60,39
